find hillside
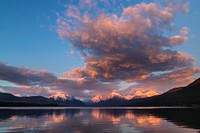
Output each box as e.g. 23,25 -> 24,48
0,92 -> 85,106
0,78 -> 200,107
128,78 -> 200,106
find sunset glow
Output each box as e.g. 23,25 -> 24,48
0,0 -> 199,100
0,1 -> 200,133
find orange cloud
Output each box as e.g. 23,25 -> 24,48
180,27 -> 190,35
0,1 -> 198,99
169,35 -> 188,45
58,1 -> 198,88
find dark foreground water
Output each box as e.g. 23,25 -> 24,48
0,107 -> 200,133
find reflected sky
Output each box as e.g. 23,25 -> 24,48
0,108 -> 199,133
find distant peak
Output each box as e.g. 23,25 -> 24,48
91,95 -> 103,103
49,93 -> 70,100
91,92 -> 123,103
108,92 -> 123,99
90,90 -> 159,102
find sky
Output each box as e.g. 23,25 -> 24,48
0,0 -> 200,100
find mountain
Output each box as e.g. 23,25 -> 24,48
0,92 -> 85,106
128,90 -> 159,100
88,78 -> 200,106
128,78 -> 200,106
0,93 -> 56,106
86,92 -> 123,106
87,91 -> 158,106
86,92 -> 126,106
1,78 -> 199,107
94,96 -> 127,106
91,95 -> 103,103
49,96 -> 85,106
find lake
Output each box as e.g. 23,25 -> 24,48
0,107 -> 199,133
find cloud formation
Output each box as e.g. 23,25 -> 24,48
0,62 -> 57,86
180,27 -> 190,35
0,62 -> 118,98
0,1 -> 199,99
58,1 -> 198,85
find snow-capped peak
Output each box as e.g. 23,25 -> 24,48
90,90 -> 159,102
108,92 -> 123,99
49,93 -> 72,101
91,92 -> 123,103
91,95 -> 103,103
125,90 -> 159,100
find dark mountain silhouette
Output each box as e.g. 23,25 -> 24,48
128,78 -> 200,106
93,96 -> 127,106
0,92 -> 85,106
87,78 -> 200,106
0,78 -> 199,106
49,96 -> 85,106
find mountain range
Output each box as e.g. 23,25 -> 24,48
0,78 -> 199,107
127,78 -> 200,106
0,93 -> 85,106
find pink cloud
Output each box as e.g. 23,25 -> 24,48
180,27 -> 190,35
0,1 -> 198,99
168,35 -> 188,45
54,1 -> 200,97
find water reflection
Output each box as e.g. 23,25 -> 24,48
0,108 -> 199,133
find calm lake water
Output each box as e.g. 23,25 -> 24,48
0,107 -> 199,133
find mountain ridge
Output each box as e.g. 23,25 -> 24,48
127,78 -> 200,106
0,92 -> 85,106
0,78 -> 200,107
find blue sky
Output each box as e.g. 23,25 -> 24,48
0,0 -> 200,99
0,0 -> 199,73
0,0 -> 83,74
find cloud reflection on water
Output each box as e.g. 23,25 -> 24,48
0,108 -> 199,133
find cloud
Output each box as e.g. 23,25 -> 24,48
0,1 -> 199,99
51,78 -> 119,98
180,27 -> 190,35
125,67 -> 200,94
0,85 -> 51,97
0,62 -> 57,86
0,62 -> 118,98
58,1 -> 198,85
168,35 -> 188,45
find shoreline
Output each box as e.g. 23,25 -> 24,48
0,106 -> 199,110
